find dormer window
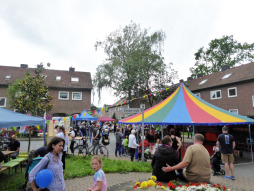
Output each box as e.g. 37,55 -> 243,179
5,75 -> 11,79
199,79 -> 208,85
222,73 -> 232,79
71,77 -> 79,82
56,76 -> 61,80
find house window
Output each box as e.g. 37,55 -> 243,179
56,76 -> 61,80
195,93 -> 201,98
229,109 -> 238,114
72,92 -> 82,100
5,75 -> 11,79
228,87 -> 237,97
210,90 -> 221,100
199,79 -> 208,85
252,96 -> 254,107
71,77 -> 79,82
0,97 -> 7,107
59,91 -> 69,100
222,73 -> 232,79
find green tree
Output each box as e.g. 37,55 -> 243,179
190,35 -> 254,78
7,63 -> 53,116
94,22 -> 178,106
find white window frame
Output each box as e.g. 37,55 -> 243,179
199,79 -> 208,85
229,109 -> 238,114
71,77 -> 79,82
210,90 -> 222,100
5,75 -> 11,79
58,91 -> 69,100
56,76 -> 61,80
0,97 -> 7,107
228,87 -> 237,98
195,93 -> 201,98
252,96 -> 254,107
72,92 -> 82,100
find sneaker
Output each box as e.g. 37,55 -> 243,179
231,176 -> 235,180
224,176 -> 231,180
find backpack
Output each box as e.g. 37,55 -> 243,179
102,134 -> 109,145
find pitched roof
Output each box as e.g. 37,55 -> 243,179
0,65 -> 93,89
188,62 -> 254,91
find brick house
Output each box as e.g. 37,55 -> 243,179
0,64 -> 93,117
187,62 -> 254,118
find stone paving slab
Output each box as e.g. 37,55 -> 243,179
65,171 -> 254,191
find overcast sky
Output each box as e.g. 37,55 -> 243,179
1,0 -> 254,107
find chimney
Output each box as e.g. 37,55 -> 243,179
221,65 -> 230,71
187,77 -> 193,81
197,74 -> 203,78
69,67 -> 75,72
20,64 -> 28,68
179,79 -> 184,83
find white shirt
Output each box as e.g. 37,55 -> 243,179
128,134 -> 139,149
56,132 -> 69,152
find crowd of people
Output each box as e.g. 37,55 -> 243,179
0,121 -> 237,190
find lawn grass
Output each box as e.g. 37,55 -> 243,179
0,154 -> 152,190
64,155 -> 152,179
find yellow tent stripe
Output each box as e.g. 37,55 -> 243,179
127,87 -> 180,122
184,86 -> 245,122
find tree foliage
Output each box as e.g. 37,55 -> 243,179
94,22 -> 178,104
7,64 -> 53,116
190,35 -> 254,78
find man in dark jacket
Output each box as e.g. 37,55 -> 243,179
152,135 -> 179,182
115,128 -> 122,157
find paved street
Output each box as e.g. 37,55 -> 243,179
19,133 -> 254,190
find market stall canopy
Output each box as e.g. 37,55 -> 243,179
119,84 -> 254,126
0,108 -> 45,128
72,110 -> 98,121
98,116 -> 115,122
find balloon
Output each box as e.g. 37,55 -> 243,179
35,169 -> 54,188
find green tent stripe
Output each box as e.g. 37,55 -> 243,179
145,88 -> 180,122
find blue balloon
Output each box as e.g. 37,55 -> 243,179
35,169 -> 54,188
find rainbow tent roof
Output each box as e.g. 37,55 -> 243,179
119,84 -> 254,126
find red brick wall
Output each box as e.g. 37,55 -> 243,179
193,81 -> 254,116
0,86 -> 91,116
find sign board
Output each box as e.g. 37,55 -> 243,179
123,108 -> 141,114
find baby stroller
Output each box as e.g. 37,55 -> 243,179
210,151 -> 225,176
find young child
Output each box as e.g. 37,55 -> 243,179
123,135 -> 129,156
87,156 -> 107,191
155,139 -> 161,149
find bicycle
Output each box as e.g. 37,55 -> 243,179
84,140 -> 109,158
73,137 -> 89,156
74,139 -> 109,158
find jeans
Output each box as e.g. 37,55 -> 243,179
12,151 -> 19,159
115,143 -> 121,156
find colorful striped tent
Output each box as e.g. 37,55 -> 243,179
119,83 -> 254,125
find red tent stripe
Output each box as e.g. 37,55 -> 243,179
183,87 -> 221,123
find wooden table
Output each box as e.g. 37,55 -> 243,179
2,151 -> 15,156
2,151 -> 15,161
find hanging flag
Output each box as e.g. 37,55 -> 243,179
74,115 -> 77,119
58,118 -> 61,122
92,110 -> 96,114
88,111 -> 91,114
97,109 -> 100,113
13,127 -> 17,131
53,120 -> 56,124
121,103 -> 123,106
46,121 -> 50,126
83,113 -> 87,117
101,108 -> 104,112
39,129 -> 43,133
105,107 -> 108,111
63,117 -> 67,121
19,126 -> 26,134
36,126 -> 40,130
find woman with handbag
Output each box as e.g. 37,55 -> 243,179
29,137 -> 65,191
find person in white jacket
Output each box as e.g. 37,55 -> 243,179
128,130 -> 139,161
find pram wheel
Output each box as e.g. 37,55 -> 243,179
220,169 -> 225,175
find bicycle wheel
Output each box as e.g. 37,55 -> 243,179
73,145 -> 86,157
96,146 -> 109,158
